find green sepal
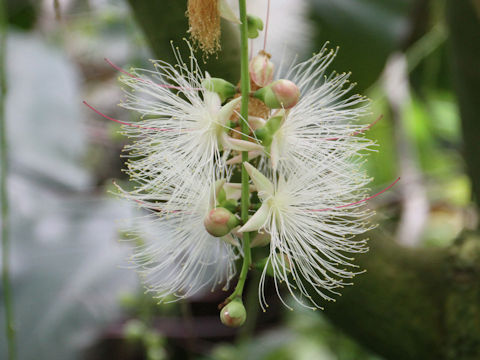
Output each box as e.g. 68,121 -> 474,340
254,114 -> 283,148
220,199 -> 238,213
265,114 -> 283,134
202,78 -> 236,102
253,85 -> 282,109
217,188 -> 227,205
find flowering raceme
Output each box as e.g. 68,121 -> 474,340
84,1 -> 398,327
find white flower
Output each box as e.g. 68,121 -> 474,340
125,171 -> 239,301
239,162 -> 373,311
259,46 -> 375,172
117,44 -> 261,205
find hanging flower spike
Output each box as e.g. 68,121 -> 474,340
239,162 -> 373,311
117,45 -> 261,206
125,170 -> 240,301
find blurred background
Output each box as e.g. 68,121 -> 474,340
1,0 -> 479,359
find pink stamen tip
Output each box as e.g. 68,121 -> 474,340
324,114 -> 383,141
83,101 -> 170,132
311,177 -> 401,212
104,58 -> 202,92
351,114 -> 383,136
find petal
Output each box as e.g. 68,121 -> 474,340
270,134 -> 281,170
221,233 -> 241,247
224,182 -> 255,200
243,162 -> 274,198
250,232 -> 271,248
226,150 -> 262,165
217,96 -> 242,126
221,133 -> 263,151
204,90 -> 222,112
249,116 -> 267,130
238,202 -> 270,233
209,179 -> 226,209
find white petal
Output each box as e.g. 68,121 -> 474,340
224,182 -> 255,200
243,162 -> 274,198
270,134 -> 281,170
238,202 -> 270,232
249,116 -> 267,130
226,150 -> 262,165
221,233 -> 240,247
221,133 -> 263,151
217,96 -> 242,126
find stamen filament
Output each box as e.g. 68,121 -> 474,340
311,177 -> 400,212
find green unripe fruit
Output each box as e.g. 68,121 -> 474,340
220,300 -> 247,327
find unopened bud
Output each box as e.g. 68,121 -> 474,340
204,207 -> 239,237
220,300 -> 247,327
249,52 -> 274,87
254,79 -> 300,109
247,15 -> 264,39
202,78 -> 236,102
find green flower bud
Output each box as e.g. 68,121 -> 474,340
202,78 -> 236,102
204,207 -> 239,237
254,79 -> 300,109
220,300 -> 247,327
247,15 -> 264,39
249,52 -> 275,87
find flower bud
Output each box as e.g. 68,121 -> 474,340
254,79 -> 300,109
204,207 -> 239,237
220,300 -> 247,327
249,52 -> 274,87
202,78 -> 236,102
247,15 -> 264,39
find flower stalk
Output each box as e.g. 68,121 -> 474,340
225,0 -> 252,304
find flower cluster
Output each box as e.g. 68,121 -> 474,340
84,17 -> 390,324
101,42 -> 379,313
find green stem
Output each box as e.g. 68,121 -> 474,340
0,1 -> 16,359
227,0 -> 251,303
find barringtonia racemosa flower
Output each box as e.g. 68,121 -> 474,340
116,45 -> 261,204
239,162 -> 374,311
246,45 -> 375,172
124,171 -> 240,301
